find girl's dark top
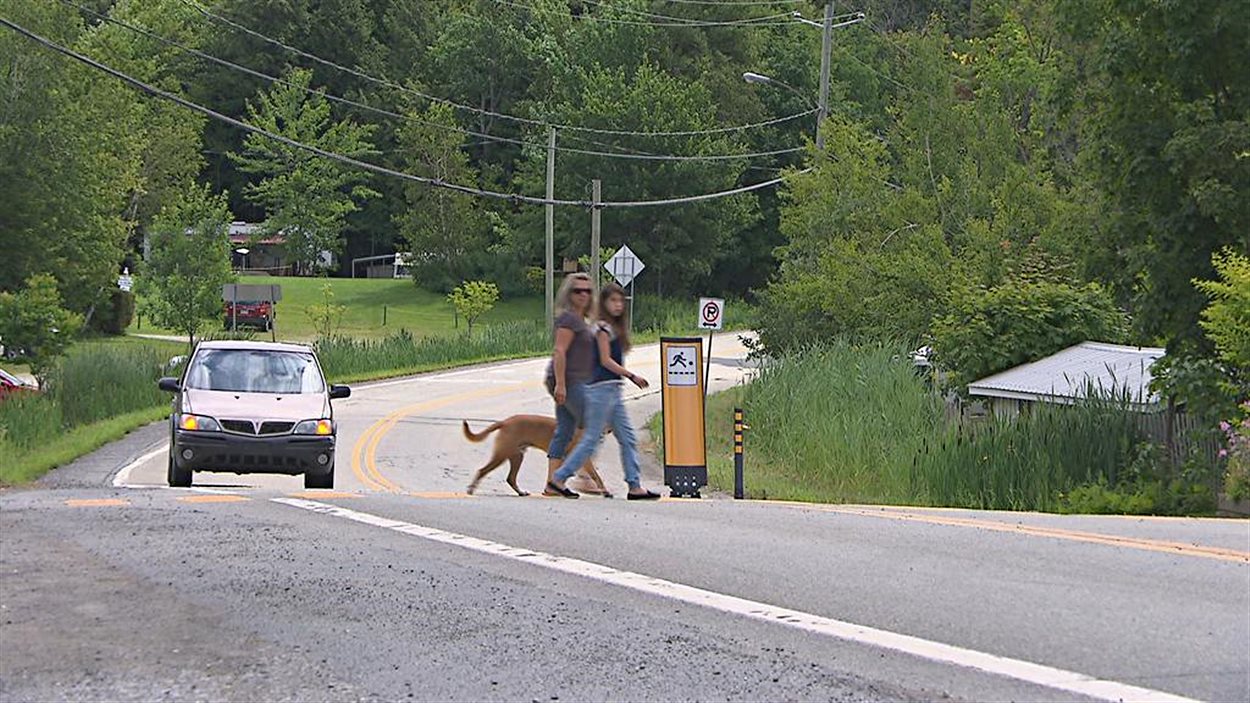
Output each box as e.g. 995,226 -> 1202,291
591,322 -> 624,384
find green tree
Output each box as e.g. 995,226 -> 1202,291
0,274 -> 83,385
1057,0 -> 1250,347
0,0 -> 142,315
394,103 -> 489,292
229,68 -> 378,274
931,281 -> 1129,389
77,0 -> 209,238
758,113 -> 953,351
140,184 -> 235,351
1195,249 -> 1250,370
447,281 -> 499,335
517,63 -> 758,296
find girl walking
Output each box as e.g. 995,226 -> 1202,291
547,283 -> 662,500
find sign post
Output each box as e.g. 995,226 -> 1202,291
660,337 -> 706,498
604,245 -> 645,333
697,297 -> 724,397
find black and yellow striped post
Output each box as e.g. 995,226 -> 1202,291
733,407 -> 745,499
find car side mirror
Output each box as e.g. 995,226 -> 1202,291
329,385 -> 351,400
158,377 -> 181,393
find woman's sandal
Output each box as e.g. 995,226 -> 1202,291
545,482 -> 580,499
627,489 -> 661,501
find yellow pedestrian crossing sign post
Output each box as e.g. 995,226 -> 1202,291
660,337 -> 706,498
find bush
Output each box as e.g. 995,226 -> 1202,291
1195,248 -> 1250,369
88,289 -> 136,336
930,280 -> 1128,389
1221,408 -> 1250,501
0,273 -> 83,383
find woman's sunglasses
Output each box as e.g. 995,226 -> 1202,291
573,288 -> 593,294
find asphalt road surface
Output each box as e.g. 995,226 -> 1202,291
2,333 -> 1248,702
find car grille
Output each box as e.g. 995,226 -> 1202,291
206,453 -> 304,470
220,419 -> 255,434
219,420 -> 297,436
259,421 -> 295,435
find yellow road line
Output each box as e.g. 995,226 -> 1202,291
176,494 -> 250,504
65,498 -> 129,507
350,410 -> 400,492
407,491 -> 475,499
757,501 -> 1249,564
353,381 -> 538,494
853,503 -> 1250,524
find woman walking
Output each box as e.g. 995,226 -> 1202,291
544,273 -> 597,497
547,283 -> 662,500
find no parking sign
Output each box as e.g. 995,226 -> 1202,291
698,297 -> 724,330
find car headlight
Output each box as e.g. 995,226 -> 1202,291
293,419 -> 334,436
179,414 -> 221,432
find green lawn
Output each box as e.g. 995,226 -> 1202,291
129,276 -> 544,341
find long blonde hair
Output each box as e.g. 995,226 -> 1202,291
554,272 -> 594,317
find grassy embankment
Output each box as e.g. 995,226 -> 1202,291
649,342 -> 1215,515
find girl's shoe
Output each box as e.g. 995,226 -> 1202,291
627,489 -> 661,501
545,482 -> 580,498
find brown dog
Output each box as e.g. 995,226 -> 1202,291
463,415 -> 611,497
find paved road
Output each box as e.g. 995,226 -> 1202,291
2,333 -> 1248,702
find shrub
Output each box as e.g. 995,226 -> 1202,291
930,280 -> 1128,389
88,289 -> 136,336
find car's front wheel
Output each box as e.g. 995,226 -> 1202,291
304,461 -> 334,489
167,449 -> 192,487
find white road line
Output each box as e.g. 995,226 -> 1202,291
112,444 -> 169,487
271,497 -> 1197,703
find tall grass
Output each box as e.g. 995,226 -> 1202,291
739,342 -> 943,503
689,341 -> 1154,512
315,321 -> 551,381
43,342 -> 172,426
913,402 -> 1144,511
0,341 -> 177,483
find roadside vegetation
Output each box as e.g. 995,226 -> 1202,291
659,342 -> 1221,515
0,339 -> 181,484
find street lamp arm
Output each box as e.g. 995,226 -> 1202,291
792,11 -> 865,29
742,72 -> 816,109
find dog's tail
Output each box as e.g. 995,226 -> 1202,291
462,419 -> 505,443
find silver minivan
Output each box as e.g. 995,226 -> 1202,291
157,341 -> 350,489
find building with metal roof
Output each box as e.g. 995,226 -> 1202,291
967,342 -> 1167,417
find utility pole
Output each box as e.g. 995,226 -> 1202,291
591,179 -> 602,290
816,0 -> 834,151
545,125 -> 556,328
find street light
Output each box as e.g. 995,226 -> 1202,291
792,10 -> 866,29
235,247 -> 250,272
743,72 -> 816,109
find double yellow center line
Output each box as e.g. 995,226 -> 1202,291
349,381 -> 540,493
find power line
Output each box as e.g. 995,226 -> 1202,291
557,0 -> 794,26
62,0 -> 803,164
175,0 -> 817,137
0,16 -> 806,209
501,0 -> 794,27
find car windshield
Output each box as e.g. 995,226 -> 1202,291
184,349 -> 325,394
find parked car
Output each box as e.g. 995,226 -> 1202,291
0,368 -> 37,402
157,341 -> 350,489
223,299 -> 275,331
